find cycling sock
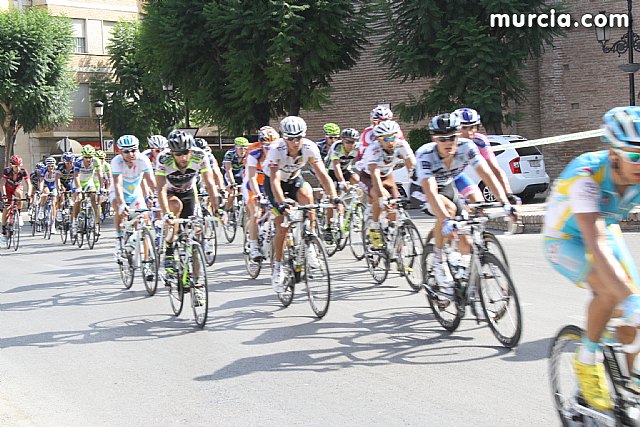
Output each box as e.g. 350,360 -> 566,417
116,231 -> 123,238
622,294 -> 640,326
433,247 -> 442,263
274,261 -> 282,269
577,336 -> 601,364
370,221 -> 379,229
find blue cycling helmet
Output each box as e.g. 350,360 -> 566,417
62,152 -> 75,163
451,108 -> 481,126
117,134 -> 140,150
36,162 -> 45,171
429,113 -> 461,135
602,106 -> 640,148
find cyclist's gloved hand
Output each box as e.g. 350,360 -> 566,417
442,218 -> 458,236
378,197 -> 389,208
506,193 -> 521,205
338,181 -> 348,191
502,203 -> 516,217
277,202 -> 291,215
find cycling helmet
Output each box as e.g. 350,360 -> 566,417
9,155 -> 22,165
451,108 -> 481,126
62,152 -> 75,163
340,128 -> 360,140
429,113 -> 462,135
258,126 -> 279,144
370,106 -> 393,123
36,162 -> 45,170
147,134 -> 168,150
45,156 -> 56,166
167,129 -> 194,151
602,106 -> 640,148
96,150 -> 106,159
279,116 -> 307,138
234,137 -> 249,147
81,145 -> 95,158
116,134 -> 139,150
373,120 -> 401,138
193,138 -> 208,150
323,123 -> 341,135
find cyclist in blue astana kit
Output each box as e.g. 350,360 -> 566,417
544,106 -> 640,411
110,135 -> 156,252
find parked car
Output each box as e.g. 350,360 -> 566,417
393,134 -> 550,206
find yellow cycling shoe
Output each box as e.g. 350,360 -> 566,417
572,356 -> 614,411
368,228 -> 384,249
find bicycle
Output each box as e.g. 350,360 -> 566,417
221,184 -> 244,243
362,198 -> 424,291
242,198 -> 274,279
195,193 -> 218,266
421,202 -> 522,348
549,319 -> 640,426
164,216 -> 209,328
29,192 -> 40,236
2,197 -> 27,251
71,190 -> 99,249
56,191 -> 73,244
117,209 -> 159,296
316,186 -> 366,260
276,201 -> 332,318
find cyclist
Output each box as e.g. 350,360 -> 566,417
223,137 -> 248,214
29,162 -> 44,205
156,130 -> 218,276
143,135 -> 169,170
543,106 -> 640,411
38,156 -> 59,233
265,116 -> 339,293
95,150 -> 112,218
416,113 -> 513,301
71,145 -> 103,237
0,155 -> 30,241
55,152 -> 75,222
110,135 -> 156,253
245,125 -> 279,260
357,105 -> 405,161
193,137 -> 224,205
316,122 -> 341,159
451,107 -> 518,204
355,120 -> 415,249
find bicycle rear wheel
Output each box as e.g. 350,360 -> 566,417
223,206 -> 238,243
190,242 -> 209,328
349,203 -> 365,261
43,205 -> 52,240
5,220 -> 13,250
477,252 -> 522,348
141,227 -> 159,296
86,207 -> 97,249
397,220 -> 424,292
304,235 -> 331,318
483,232 -> 510,271
58,214 -> 68,244
277,243 -> 295,307
422,244 -> 463,332
243,227 -> 262,279
202,215 -> 217,266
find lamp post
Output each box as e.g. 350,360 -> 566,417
596,1 -> 640,105
161,79 -> 190,128
94,100 -> 104,151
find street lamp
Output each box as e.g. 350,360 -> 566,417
161,79 -> 190,128
595,2 -> 640,105
94,100 -> 104,151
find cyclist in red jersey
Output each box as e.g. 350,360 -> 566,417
0,155 -> 31,240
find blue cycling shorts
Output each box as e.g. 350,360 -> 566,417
453,173 -> 478,198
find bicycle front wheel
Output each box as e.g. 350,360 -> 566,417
222,208 -> 238,243
59,215 -> 68,244
477,252 -> 522,348
277,242 -> 295,307
304,235 -> 331,318
483,232 -> 510,271
169,244 -> 186,316
243,227 -> 261,279
5,221 -> 13,250
549,325 -> 586,426
190,242 -> 209,328
12,212 -> 20,252
202,215 -> 217,266
422,244 -> 463,332
43,206 -> 52,240
141,227 -> 159,296
119,239 -> 135,290
349,203 -> 365,261
397,220 -> 424,292
86,207 -> 97,249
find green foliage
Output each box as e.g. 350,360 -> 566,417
90,20 -> 183,142
140,0 -> 373,134
0,8 -> 75,164
378,0 -> 566,132
406,127 -> 430,152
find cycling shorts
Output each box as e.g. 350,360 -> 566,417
329,169 -> 354,183
168,189 -> 197,219
453,173 -> 478,198
3,184 -> 21,201
109,189 -> 146,213
421,181 -> 464,217
264,175 -> 307,216
242,181 -> 264,203
224,173 -> 243,187
358,171 -> 399,199
544,224 -> 640,289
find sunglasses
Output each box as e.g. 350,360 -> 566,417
378,135 -> 397,143
121,148 -> 137,154
172,150 -> 190,156
343,139 -> 355,144
614,148 -> 640,164
434,133 -> 460,142
326,135 -> 339,140
285,136 -> 302,142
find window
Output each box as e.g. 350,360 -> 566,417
72,19 -> 87,53
102,21 -> 117,54
69,84 -> 90,118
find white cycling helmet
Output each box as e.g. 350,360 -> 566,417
451,108 -> 481,126
373,120 -> 401,137
44,156 -> 56,166
147,135 -> 168,150
279,116 -> 307,138
117,135 -> 140,150
370,106 -> 393,123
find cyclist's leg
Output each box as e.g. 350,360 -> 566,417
381,174 -> 399,223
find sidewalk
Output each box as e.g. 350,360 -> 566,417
486,202 -> 640,233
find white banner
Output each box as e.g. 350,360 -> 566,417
490,129 -> 604,152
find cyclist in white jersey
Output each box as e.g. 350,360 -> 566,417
110,135 -> 156,252
416,113 -> 513,298
264,116 -> 339,293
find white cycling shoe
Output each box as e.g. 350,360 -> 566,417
271,265 -> 285,293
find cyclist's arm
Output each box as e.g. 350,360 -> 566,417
155,174 -> 169,214
269,167 -> 286,205
403,154 -> 416,174
223,161 -> 234,186
112,173 -> 125,206
201,170 -> 219,210
247,165 -> 261,197
23,173 -> 32,198
486,156 -> 513,194
311,161 -> 337,200
73,171 -> 81,192
210,161 -> 224,191
96,164 -> 104,191
332,159 -> 346,183
475,161 -> 508,204
0,175 -> 5,198
420,177 -> 450,221
38,174 -> 44,193
143,170 -> 156,195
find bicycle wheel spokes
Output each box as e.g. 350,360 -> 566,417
477,253 -> 522,348
169,245 -> 185,316
277,245 -> 295,307
483,232 -> 510,272
190,243 -> 209,328
304,235 -> 331,318
141,228 -> 159,296
398,221 -> 424,292
43,206 -> 52,240
12,213 -> 20,252
202,215 -> 217,266
349,203 -> 365,261
423,244 -> 462,332
243,228 -> 261,279
118,244 -> 135,290
5,223 -> 13,250
86,207 -> 97,249
222,207 -> 238,243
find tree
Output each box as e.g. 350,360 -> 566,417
378,0 -> 566,133
90,20 -> 183,144
139,0 -> 373,133
0,8 -> 75,167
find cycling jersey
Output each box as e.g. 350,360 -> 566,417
109,152 -> 153,205
327,140 -> 358,172
56,163 -> 74,190
94,162 -> 111,187
472,133 -> 495,161
156,148 -> 211,194
74,158 -> 101,191
264,138 -> 322,182
244,141 -> 267,185
355,139 -> 413,177
142,148 -> 167,171
223,148 -> 246,181
2,167 -> 29,199
415,138 -> 483,186
357,125 -> 406,161
40,167 -> 58,194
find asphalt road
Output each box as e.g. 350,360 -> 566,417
1,216 -> 635,426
